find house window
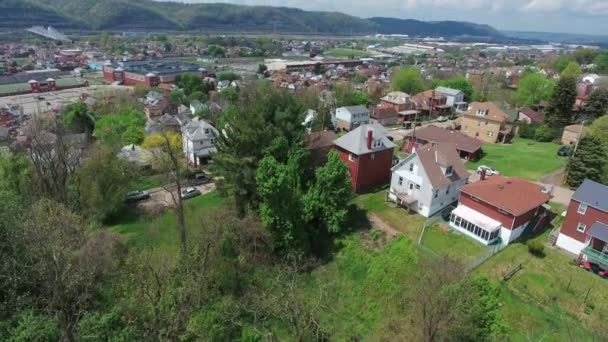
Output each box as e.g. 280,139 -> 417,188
409,183 -> 414,190
578,203 -> 588,215
487,131 -> 494,137
477,121 -> 481,127
434,190 -> 439,198
415,184 -> 421,190
349,153 -> 355,161
475,132 -> 480,137
577,223 -> 587,233
398,177 -> 403,186
210,139 -> 216,144
445,166 -> 453,176
204,129 -> 210,134
409,164 -> 414,172
446,186 -> 450,195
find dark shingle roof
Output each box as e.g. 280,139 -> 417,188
407,125 -> 483,153
416,143 -> 469,188
573,179 -> 608,212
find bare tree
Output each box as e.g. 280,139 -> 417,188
143,128 -> 188,255
25,115 -> 82,203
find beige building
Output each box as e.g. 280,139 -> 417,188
460,102 -> 513,143
561,124 -> 586,146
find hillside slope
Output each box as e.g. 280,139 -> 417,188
0,0 -> 504,38
369,17 -> 503,37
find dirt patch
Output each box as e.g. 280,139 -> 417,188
539,168 -> 566,185
368,213 -> 401,238
136,183 -> 216,214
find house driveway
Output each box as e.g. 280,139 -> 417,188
136,183 -> 216,214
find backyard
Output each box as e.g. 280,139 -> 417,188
467,138 -> 566,180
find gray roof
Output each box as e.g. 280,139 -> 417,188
573,179 -> 608,212
340,105 -> 368,115
588,222 -> 608,243
435,86 -> 463,97
334,123 -> 395,155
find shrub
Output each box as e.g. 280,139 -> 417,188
518,122 -> 538,139
534,124 -> 558,142
527,240 -> 545,257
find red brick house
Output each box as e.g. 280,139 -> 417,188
556,180 -> 608,270
334,124 -> 395,192
449,175 -> 552,245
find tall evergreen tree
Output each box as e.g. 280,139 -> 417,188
566,135 -> 607,187
545,76 -> 577,129
584,89 -> 608,118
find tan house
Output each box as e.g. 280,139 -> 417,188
460,102 -> 513,143
561,124 -> 586,146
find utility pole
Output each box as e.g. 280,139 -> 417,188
564,120 -> 586,185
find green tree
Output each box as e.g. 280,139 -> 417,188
187,91 -> 207,104
175,73 -> 209,97
584,89 -> 608,118
572,48 -> 598,65
213,83 -> 305,216
217,72 -> 240,82
437,77 -> 475,102
561,61 -> 582,79
513,73 -> 555,107
72,144 -> 135,222
95,109 -> 146,147
351,91 -> 369,105
168,89 -> 185,107
7,311 -> 60,342
257,64 -> 268,74
63,102 -> 95,139
391,67 -> 424,94
303,151 -> 352,234
589,115 -> 608,146
256,143 -> 309,253
567,135 -> 608,187
594,52 -> 608,74
545,76 -> 577,129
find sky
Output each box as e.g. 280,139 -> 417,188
161,0 -> 608,35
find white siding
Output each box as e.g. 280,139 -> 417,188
556,233 -> 587,256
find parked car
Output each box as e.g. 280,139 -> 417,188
436,116 -> 448,122
476,165 -> 500,176
126,190 -> 150,202
189,172 -> 211,186
557,146 -> 571,157
180,187 -> 201,200
441,205 -> 456,221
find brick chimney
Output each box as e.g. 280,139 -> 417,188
367,128 -> 373,150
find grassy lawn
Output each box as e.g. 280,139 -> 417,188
109,192 -> 224,257
393,140 -> 409,159
421,224 -> 487,264
354,190 -> 425,241
326,48 -> 370,58
130,174 -> 166,191
467,138 -> 566,180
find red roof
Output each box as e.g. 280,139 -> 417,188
461,176 -> 552,216
519,107 -> 545,123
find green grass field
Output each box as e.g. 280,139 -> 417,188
107,188 -> 603,339
325,48 -> 370,58
467,138 -> 566,180
421,225 -> 487,264
110,192 -> 224,256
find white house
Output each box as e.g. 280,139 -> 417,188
435,86 -> 467,112
182,118 -> 219,167
334,105 -> 370,131
388,143 -> 469,217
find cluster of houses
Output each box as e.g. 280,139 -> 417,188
306,94 -> 607,277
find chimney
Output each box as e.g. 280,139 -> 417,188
480,168 -> 487,181
367,128 -> 373,150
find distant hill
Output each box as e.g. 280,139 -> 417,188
0,0 -> 504,38
369,17 -> 504,38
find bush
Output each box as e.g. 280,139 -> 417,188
534,124 -> 558,142
527,240 -> 545,257
518,122 -> 538,139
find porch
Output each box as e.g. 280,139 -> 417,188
581,222 -> 608,269
449,205 -> 501,245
